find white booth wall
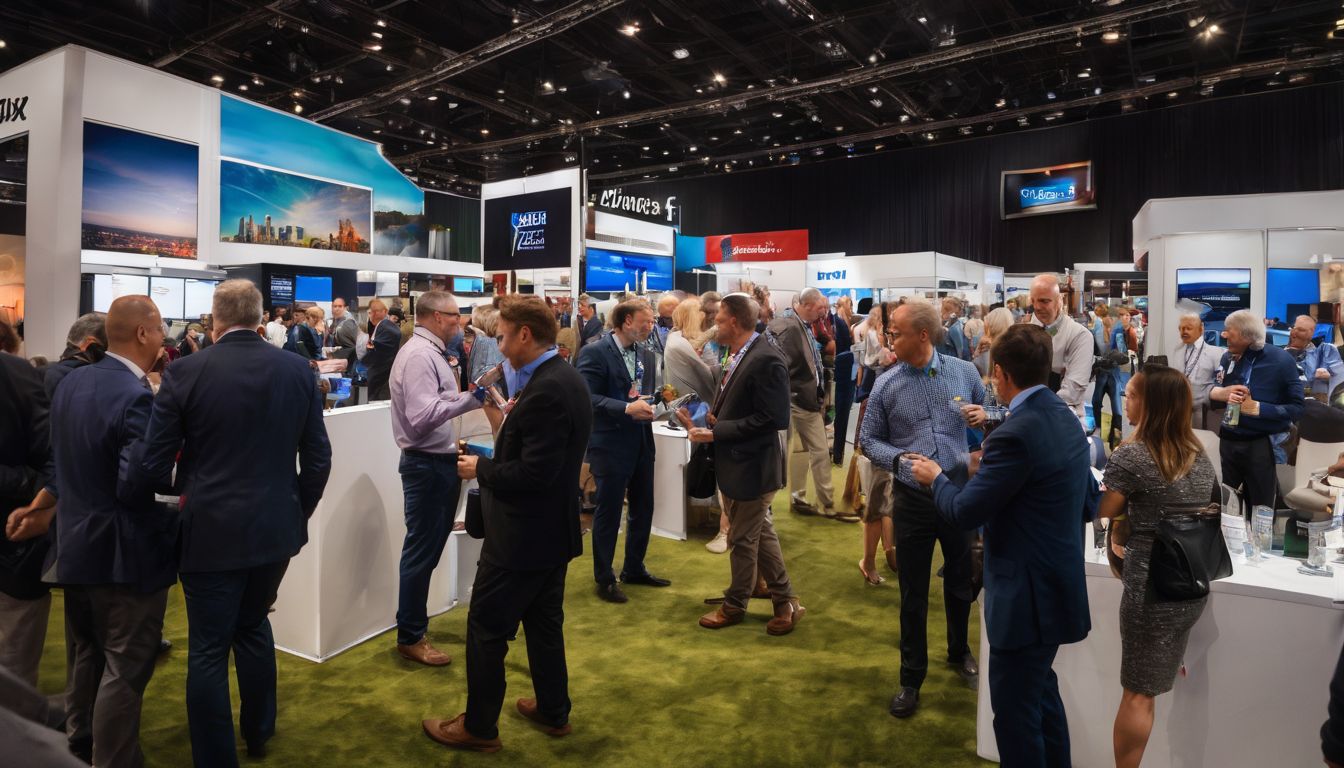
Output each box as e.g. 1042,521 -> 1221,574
804,251 -> 993,305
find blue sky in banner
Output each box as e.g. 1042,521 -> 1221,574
220,95 -> 422,217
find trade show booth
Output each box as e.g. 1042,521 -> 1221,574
805,251 -> 1001,308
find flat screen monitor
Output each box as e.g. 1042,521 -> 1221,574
1317,322 -> 1336,343
1267,268 -> 1319,326
294,275 -> 332,303
269,274 -> 294,306
1001,161 -> 1096,220
148,276 -> 185,319
1176,268 -> 1251,323
584,248 -> 673,292
482,187 -> 572,271
184,279 -> 217,319
375,271 -> 400,297
91,273 -> 150,313
453,277 -> 484,294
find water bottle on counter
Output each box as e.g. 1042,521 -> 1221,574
1251,505 -> 1274,559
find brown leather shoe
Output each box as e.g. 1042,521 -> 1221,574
422,714 -> 501,753
698,606 -> 744,629
751,578 -> 770,599
398,638 -> 452,667
766,599 -> 805,636
516,698 -> 571,736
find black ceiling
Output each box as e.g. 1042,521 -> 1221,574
1,0 -> 1342,194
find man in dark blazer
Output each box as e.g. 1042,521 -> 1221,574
577,293 -> 603,348
327,296 -> 360,370
131,279 -> 331,767
911,323 -> 1094,768
423,295 -> 592,753
576,298 -> 669,604
688,293 -> 803,635
364,298 -> 401,401
10,296 -> 176,767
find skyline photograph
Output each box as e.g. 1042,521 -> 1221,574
219,160 -> 371,253
81,121 -> 198,259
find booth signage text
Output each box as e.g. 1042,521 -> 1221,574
0,96 -> 28,125
817,270 -> 846,281
705,229 -> 809,263
595,188 -> 680,226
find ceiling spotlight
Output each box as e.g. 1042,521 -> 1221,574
481,128 -> 490,135
834,125 -> 844,131
959,126 -> 973,135
696,88 -> 704,94
672,48 -> 690,59
898,114 -> 910,123
238,84 -> 249,91
924,132 -> 936,141
376,19 -> 386,27
733,129 -> 742,134
869,98 -> 883,108
874,144 -> 885,150
1094,86 -> 1103,95
916,15 -> 927,23
710,136 -> 719,141
1167,91 -> 1179,98
1208,23 -> 1220,34
1046,91 -> 1056,100
371,31 -> 383,39
620,23 -> 639,36
512,14 -> 520,25
771,112 -> 783,118
558,86 -> 567,93
368,44 -> 382,51
292,90 -> 302,98
1101,29 -> 1121,42
868,53 -> 879,64
542,80 -> 554,91
641,146 -> 650,150
689,146 -> 697,152
210,74 -> 225,83
662,150 -> 669,155
1078,71 -> 1090,79
373,129 -> 381,134
293,104 -> 303,114
994,98 -> 1006,108
399,97 -> 412,105
713,72 -> 727,84
449,102 -> 460,109
428,94 -> 438,101
622,90 -> 631,99
252,76 -> 264,86
1017,116 -> 1029,126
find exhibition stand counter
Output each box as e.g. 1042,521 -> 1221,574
975,550 -> 1344,766
651,422 -> 691,541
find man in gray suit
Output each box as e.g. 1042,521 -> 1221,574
327,297 -> 360,370
769,288 -> 856,521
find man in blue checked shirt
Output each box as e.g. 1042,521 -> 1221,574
859,299 -> 985,720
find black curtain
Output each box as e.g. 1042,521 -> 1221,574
425,190 -> 481,264
599,83 -> 1344,274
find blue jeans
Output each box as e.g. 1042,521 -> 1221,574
397,451 -> 462,646
1092,368 -> 1122,432
180,560 -> 290,768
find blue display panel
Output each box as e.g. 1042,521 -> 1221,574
585,247 -> 673,292
1266,268 -> 1319,325
295,275 -> 332,303
1001,161 -> 1095,219
453,277 -> 483,293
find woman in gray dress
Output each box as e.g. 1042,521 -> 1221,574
1099,365 -> 1218,768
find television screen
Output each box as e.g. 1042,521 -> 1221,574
295,275 -> 332,303
482,187 -> 572,271
148,277 -> 185,319
1176,268 -> 1251,322
453,277 -> 484,294
375,271 -> 400,297
1267,268 -> 1318,326
184,279 -> 217,319
584,248 -> 673,292
270,274 -> 294,306
1001,161 -> 1096,220
91,273 -> 150,313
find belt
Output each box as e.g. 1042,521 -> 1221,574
403,448 -> 458,462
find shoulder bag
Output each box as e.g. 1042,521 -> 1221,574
686,442 -> 717,499
1151,502 -> 1233,601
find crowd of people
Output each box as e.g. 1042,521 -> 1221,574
4,270 -> 1344,767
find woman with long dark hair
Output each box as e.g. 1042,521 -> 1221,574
1098,365 -> 1218,768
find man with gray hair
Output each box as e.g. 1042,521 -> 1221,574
1210,309 -> 1303,510
770,287 -> 854,521
1176,312 -> 1223,426
43,312 -> 108,396
1285,314 -> 1344,400
1027,274 -> 1094,424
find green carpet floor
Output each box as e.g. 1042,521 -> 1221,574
35,464 -> 990,767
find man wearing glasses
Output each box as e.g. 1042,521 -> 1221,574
389,291 -> 488,666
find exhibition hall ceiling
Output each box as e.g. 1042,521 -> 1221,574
1,0 -> 1342,192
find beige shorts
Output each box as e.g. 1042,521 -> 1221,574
859,455 -> 895,523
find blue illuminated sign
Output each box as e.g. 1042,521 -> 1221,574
1019,179 -> 1078,209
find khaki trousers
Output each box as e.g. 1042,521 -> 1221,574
788,406 -> 834,510
722,491 -> 795,613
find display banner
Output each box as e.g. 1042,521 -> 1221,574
705,229 -> 808,263
593,187 -> 680,227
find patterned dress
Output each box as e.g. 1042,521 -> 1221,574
1102,443 -> 1218,696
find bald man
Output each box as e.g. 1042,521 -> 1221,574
1177,313 -> 1223,425
9,295 -> 175,767
365,299 -> 402,401
1027,274 -> 1094,424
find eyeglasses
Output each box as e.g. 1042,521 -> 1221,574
433,309 -> 461,318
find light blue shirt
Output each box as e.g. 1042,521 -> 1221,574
504,347 -> 559,397
1008,384 -> 1050,414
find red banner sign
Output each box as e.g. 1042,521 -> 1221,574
705,229 -> 809,263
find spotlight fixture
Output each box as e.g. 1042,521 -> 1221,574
916,15 -> 927,23
1167,91 -> 1179,98
1094,86 -> 1103,95
869,98 -> 883,108
238,84 -> 249,91
898,114 -> 910,123
689,146 -> 698,152
672,48 -> 690,59
428,95 -> 438,101
293,104 -> 303,114
620,23 -> 639,36
1046,91 -> 1056,100
292,90 -> 302,98
959,126 -> 973,135
542,80 -> 554,91
252,76 -> 264,86
834,125 -> 844,131
622,90 -> 631,99
1101,29 -> 1121,42
924,132 -> 936,141
994,98 -> 1006,108
210,74 -> 225,83
376,19 -> 386,27
481,128 -> 490,135
1078,70 -> 1090,79
733,129 -> 742,134
713,73 -> 727,84
368,44 -> 382,51
771,112 -> 783,118
399,97 -> 412,105
371,31 -> 383,39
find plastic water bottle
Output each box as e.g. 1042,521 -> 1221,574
1252,505 -> 1274,558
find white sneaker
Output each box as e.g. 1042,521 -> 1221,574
705,531 -> 729,554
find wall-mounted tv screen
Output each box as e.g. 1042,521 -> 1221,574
1001,161 -> 1095,220
91,273 -> 150,313
453,277 -> 484,294
269,274 -> 294,306
295,275 -> 332,303
1267,268 -> 1319,326
482,187 -> 572,271
584,248 -> 673,292
184,278 -> 218,319
1176,268 -> 1251,322
149,276 -> 185,319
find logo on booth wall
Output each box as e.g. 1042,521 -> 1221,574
0,96 -> 28,125
510,209 -> 547,252
596,188 -> 680,225
817,270 -> 847,281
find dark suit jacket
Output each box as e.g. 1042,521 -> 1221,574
767,313 -> 822,412
364,318 -> 401,381
133,331 -> 332,573
475,355 -> 593,571
579,316 -> 603,347
47,358 -> 175,592
576,335 -> 657,476
0,353 -> 53,600
930,387 -> 1094,650
711,335 -> 791,500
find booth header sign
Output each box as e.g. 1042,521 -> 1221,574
594,187 -> 680,227
705,229 -> 809,263
0,96 -> 28,126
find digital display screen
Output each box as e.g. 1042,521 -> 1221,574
295,275 -> 332,303
584,247 -> 673,292
270,274 -> 294,306
1001,161 -> 1095,219
453,277 -> 484,294
1267,268 -> 1318,325
375,271 -> 400,297
482,187 -> 572,271
148,277 -> 185,319
91,273 -> 150,313
1176,268 -> 1251,322
184,279 -> 217,319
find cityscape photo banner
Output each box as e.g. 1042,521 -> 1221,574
82,122 -> 199,259
219,160 -> 371,253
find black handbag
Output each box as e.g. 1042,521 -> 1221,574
686,442 -> 717,499
465,488 -> 484,539
1151,502 -> 1232,601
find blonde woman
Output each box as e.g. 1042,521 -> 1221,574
664,298 -> 716,404
973,307 -> 1015,379
468,305 -> 504,382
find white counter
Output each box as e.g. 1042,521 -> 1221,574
651,421 -> 691,540
976,550 -> 1344,766
270,404 -> 469,662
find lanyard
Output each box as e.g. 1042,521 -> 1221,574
720,332 -> 761,389
1227,350 -> 1256,389
1183,340 -> 1203,379
609,333 -> 644,392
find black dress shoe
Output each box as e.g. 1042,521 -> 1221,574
620,571 -> 671,587
949,652 -> 979,686
888,687 -> 920,718
596,583 -> 628,603
245,738 -> 267,759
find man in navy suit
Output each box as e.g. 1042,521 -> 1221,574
577,294 -> 603,349
8,296 -> 177,767
131,279 -> 331,767
911,323 -> 1093,768
365,298 -> 402,401
576,298 -> 670,603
